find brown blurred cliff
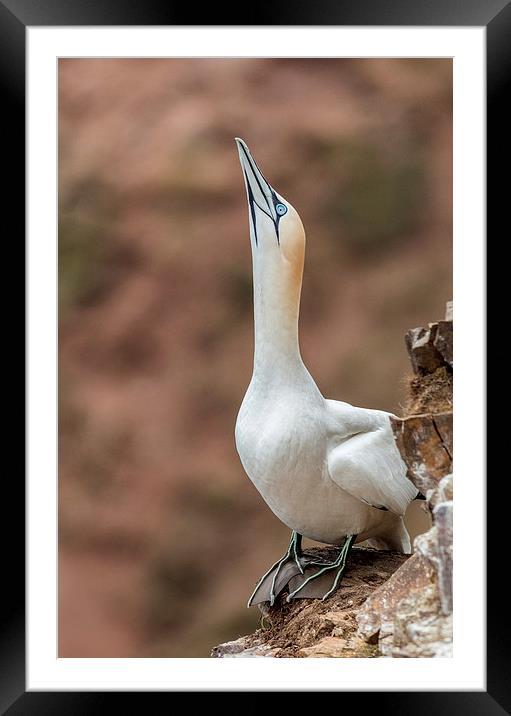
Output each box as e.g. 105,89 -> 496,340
58,58 -> 452,657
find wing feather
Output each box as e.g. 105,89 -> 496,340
325,400 -> 418,515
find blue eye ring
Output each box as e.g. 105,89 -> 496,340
275,203 -> 287,216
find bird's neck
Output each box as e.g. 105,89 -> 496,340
252,258 -> 306,379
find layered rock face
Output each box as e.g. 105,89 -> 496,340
213,302 -> 453,658
364,300 -> 453,657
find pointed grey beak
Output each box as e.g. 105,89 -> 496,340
235,137 -> 283,245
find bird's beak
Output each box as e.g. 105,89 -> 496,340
235,137 -> 280,245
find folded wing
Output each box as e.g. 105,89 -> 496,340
325,400 -> 418,515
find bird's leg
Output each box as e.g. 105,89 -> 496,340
286,534 -> 356,603
247,531 -> 304,608
320,535 -> 357,601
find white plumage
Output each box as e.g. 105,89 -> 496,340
234,138 -> 418,602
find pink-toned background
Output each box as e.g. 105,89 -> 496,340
58,58 -> 452,657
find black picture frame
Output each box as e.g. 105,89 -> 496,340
4,0 -> 500,711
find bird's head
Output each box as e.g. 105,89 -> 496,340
235,138 -> 305,272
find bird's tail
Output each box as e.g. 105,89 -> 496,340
366,515 -> 412,554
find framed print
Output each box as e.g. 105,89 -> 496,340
4,0 -> 502,709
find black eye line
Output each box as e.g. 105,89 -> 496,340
272,191 -> 287,245
252,196 -> 281,246
244,169 -> 281,247
242,154 -> 287,248
271,192 -> 286,244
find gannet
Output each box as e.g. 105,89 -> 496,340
234,138 -> 418,607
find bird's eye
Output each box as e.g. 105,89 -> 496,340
275,203 -> 287,216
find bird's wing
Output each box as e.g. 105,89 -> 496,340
325,400 -> 418,515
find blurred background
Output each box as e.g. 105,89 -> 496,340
58,58 -> 452,657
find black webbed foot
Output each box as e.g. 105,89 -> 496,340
247,531 -> 304,607
248,534 -> 357,606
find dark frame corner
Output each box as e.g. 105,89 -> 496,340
4,0 -> 504,712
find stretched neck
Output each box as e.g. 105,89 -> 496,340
252,254 -> 305,376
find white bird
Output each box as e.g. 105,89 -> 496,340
234,138 -> 418,607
